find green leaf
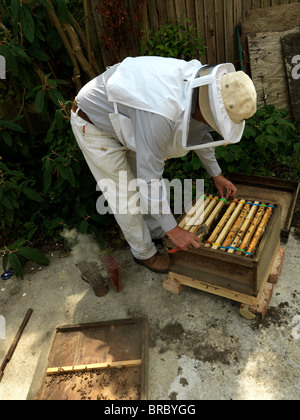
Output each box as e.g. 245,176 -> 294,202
224,152 -> 235,163
43,158 -> 54,193
17,63 -> 32,89
75,202 -> 87,218
0,119 -> 26,132
27,46 -> 49,61
56,163 -> 68,180
47,79 -> 57,88
255,134 -> 266,146
79,220 -> 89,234
266,125 -> 276,135
11,238 -> 27,248
48,88 -> 64,106
294,143 -> 300,154
56,0 -> 72,23
22,186 -> 43,202
183,161 -> 192,172
46,119 -> 56,142
35,89 -> 46,113
66,165 -> 75,187
18,247 -> 50,265
5,168 -> 25,177
192,161 -> 201,171
5,207 -> 14,224
1,194 -> 14,209
8,253 -> 24,278
26,85 -> 43,100
1,130 -> 12,146
267,135 -> 279,147
265,117 -> 275,125
10,0 -> 20,21
53,79 -> 69,85
54,109 -> 64,130
27,226 -> 38,240
243,124 -> 256,139
5,180 -> 19,191
19,6 -> 35,43
43,169 -> 52,193
10,44 -> 31,63
2,254 -> 9,271
256,108 -> 267,118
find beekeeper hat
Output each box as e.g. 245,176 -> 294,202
184,64 -> 257,150
198,64 -> 257,141
199,64 -> 257,138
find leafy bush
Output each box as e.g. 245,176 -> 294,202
0,0 -> 112,278
215,105 -> 300,180
0,111 -> 112,277
141,15 -> 206,61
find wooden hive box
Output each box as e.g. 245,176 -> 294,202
229,173 -> 299,243
163,174 -> 299,304
164,202 -> 281,303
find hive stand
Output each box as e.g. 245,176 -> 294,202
162,246 -> 285,321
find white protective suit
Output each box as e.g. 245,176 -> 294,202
71,56 -> 222,260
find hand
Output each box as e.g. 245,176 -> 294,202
213,175 -> 237,200
166,225 -> 201,251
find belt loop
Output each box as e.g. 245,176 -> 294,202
74,97 -> 80,116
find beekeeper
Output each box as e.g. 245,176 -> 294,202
71,56 -> 257,274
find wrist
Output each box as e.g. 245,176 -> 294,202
166,225 -> 180,237
213,172 -> 223,179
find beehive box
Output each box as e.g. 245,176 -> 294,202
229,173 -> 299,242
164,194 -> 282,304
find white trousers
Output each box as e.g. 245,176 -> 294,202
70,109 -> 164,259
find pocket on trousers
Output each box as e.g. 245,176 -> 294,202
82,122 -> 104,138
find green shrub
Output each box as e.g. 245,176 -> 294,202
0,0 -> 112,278
215,105 -> 300,180
141,15 -> 206,61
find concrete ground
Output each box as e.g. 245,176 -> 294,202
0,228 -> 300,401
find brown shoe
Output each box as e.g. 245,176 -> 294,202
133,251 -> 170,274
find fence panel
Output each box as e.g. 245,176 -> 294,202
90,0 -> 300,68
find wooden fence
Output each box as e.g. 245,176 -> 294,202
144,0 -> 300,65
90,0 -> 300,69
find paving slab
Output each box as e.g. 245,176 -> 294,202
0,229 -> 300,400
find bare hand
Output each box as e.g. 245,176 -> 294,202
166,226 -> 201,251
213,175 -> 237,200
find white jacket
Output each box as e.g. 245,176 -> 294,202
105,56 -> 202,122
104,56 -> 213,159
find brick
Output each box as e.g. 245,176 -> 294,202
240,282 -> 274,320
268,247 -> 285,284
162,275 -> 184,295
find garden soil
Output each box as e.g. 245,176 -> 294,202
0,222 -> 300,400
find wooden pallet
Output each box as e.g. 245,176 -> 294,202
163,245 -> 285,321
